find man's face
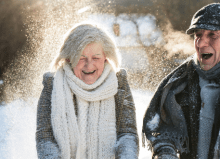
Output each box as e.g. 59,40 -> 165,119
195,29 -> 220,70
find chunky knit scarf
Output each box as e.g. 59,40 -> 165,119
192,54 -> 220,159
197,77 -> 220,159
51,63 -> 118,159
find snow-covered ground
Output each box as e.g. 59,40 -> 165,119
132,89 -> 153,159
0,98 -> 38,159
0,89 -> 153,159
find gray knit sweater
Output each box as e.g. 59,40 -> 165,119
36,69 -> 139,159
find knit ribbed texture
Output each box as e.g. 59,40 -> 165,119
198,77 -> 220,159
51,63 -> 118,159
36,68 -> 139,159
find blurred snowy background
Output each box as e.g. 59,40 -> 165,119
0,0 -> 219,158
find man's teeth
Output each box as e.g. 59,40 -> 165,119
202,53 -> 213,59
83,70 -> 95,74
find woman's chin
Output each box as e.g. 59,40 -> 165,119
83,79 -> 96,85
81,74 -> 100,84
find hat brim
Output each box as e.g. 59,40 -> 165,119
186,23 -> 220,34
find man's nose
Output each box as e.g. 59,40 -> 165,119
197,35 -> 210,48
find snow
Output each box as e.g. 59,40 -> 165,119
0,89 -> 153,159
147,113 -> 160,131
77,6 -> 91,14
0,99 -> 38,159
114,134 -> 138,159
87,13 -> 163,75
87,13 -> 163,47
132,89 -> 154,159
0,12 -> 161,159
136,15 -> 163,46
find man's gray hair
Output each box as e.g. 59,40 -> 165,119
51,23 -> 120,71
192,29 -> 203,34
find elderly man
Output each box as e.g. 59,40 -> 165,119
143,3 -> 220,159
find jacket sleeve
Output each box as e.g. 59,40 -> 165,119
115,69 -> 139,159
36,73 -> 61,159
142,62 -> 190,159
143,81 -> 180,159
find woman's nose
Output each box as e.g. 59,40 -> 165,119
85,59 -> 94,68
197,36 -> 210,48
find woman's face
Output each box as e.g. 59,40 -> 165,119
73,43 -> 106,84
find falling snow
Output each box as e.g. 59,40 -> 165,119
147,113 -> 160,131
0,1 -> 196,158
88,13 -> 163,47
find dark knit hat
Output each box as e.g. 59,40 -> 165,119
186,3 -> 220,34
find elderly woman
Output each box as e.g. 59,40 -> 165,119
36,23 -> 139,159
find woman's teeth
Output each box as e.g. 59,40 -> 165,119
82,70 -> 95,74
202,53 -> 213,59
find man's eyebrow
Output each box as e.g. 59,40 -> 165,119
209,32 -> 219,36
214,31 -> 220,34
81,55 -> 87,57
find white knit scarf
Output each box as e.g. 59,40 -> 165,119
51,63 -> 118,159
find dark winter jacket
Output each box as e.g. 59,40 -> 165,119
36,69 -> 139,159
143,57 -> 220,159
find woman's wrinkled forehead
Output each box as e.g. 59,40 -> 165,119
82,43 -> 105,56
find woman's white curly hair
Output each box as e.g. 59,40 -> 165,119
50,22 -> 121,72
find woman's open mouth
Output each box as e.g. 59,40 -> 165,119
202,53 -> 213,60
82,70 -> 96,74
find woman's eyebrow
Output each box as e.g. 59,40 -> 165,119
92,54 -> 102,56
80,54 -> 102,58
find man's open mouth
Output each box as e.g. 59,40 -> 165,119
202,53 -> 213,60
82,70 -> 96,74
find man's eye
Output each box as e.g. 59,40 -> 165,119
195,34 -> 202,37
210,34 -> 218,39
93,57 -> 99,60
